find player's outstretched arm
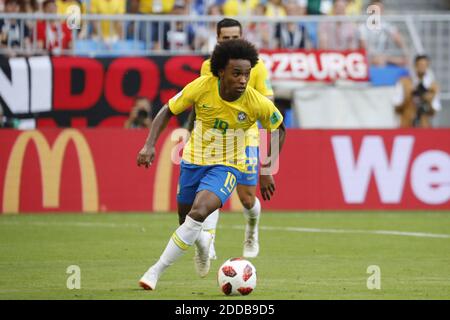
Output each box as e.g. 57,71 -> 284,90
260,122 -> 286,201
137,104 -> 173,168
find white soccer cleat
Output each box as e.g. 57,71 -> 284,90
138,268 -> 159,291
208,238 -> 217,260
194,231 -> 212,277
243,229 -> 259,258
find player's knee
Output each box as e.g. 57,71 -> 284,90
240,193 -> 256,210
187,206 -> 209,223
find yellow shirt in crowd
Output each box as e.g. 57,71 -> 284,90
222,0 -> 259,16
139,0 -> 175,14
90,0 -> 126,39
56,0 -> 86,14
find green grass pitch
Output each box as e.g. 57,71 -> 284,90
0,211 -> 449,300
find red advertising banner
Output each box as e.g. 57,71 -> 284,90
0,55 -> 205,128
259,49 -> 369,82
0,50 -> 369,129
0,128 -> 448,214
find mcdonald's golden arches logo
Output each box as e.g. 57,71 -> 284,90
3,129 -> 99,214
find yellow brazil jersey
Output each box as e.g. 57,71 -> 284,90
168,76 -> 283,172
200,58 -> 274,147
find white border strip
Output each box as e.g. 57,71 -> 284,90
230,225 -> 450,239
1,220 -> 449,239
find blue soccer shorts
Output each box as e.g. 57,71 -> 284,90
237,146 -> 259,186
177,161 -> 241,207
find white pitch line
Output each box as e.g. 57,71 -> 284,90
1,220 -> 450,239
229,225 -> 450,239
0,221 -> 142,228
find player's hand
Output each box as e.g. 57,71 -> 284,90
137,145 -> 155,168
259,174 -> 275,201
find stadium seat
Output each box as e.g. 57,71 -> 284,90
110,40 -> 147,56
73,40 -> 146,57
369,65 -> 410,86
73,39 -> 106,57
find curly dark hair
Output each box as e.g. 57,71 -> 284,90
210,39 -> 259,77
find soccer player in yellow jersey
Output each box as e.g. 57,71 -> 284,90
136,39 -> 286,290
188,18 -> 274,260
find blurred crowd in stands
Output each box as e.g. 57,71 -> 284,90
0,0 -> 409,67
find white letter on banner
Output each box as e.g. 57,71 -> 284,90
0,58 -> 29,114
411,151 -> 450,205
331,135 -> 414,203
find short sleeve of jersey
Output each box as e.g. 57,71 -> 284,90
255,95 -> 283,131
200,59 -> 211,77
253,59 -> 274,97
168,77 -> 204,115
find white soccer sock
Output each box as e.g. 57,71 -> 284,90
202,209 -> 219,234
151,216 -> 202,275
244,197 -> 261,235
195,229 -> 212,252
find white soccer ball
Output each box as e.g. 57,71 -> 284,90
217,258 -> 257,296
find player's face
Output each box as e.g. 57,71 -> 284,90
217,26 -> 242,43
219,59 -> 251,100
415,59 -> 429,78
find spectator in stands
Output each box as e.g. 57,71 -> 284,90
358,0 -> 409,67
393,55 -> 441,128
141,1 -> 190,51
306,0 -> 332,15
318,0 -> 360,50
20,0 -> 39,13
266,0 -> 286,17
125,0 -> 146,42
139,0 -> 175,14
166,3 -> 195,50
37,0 -> 73,54
262,0 -> 286,50
244,3 -> 274,49
124,97 -> 153,129
189,0 -> 221,16
90,0 -> 126,43
222,0 -> 258,16
345,0 -> 362,15
56,0 -> 84,14
275,1 -> 312,49
288,0 -> 320,47
194,3 -> 223,53
18,0 -> 38,42
0,0 -> 31,57
56,0 -> 88,39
